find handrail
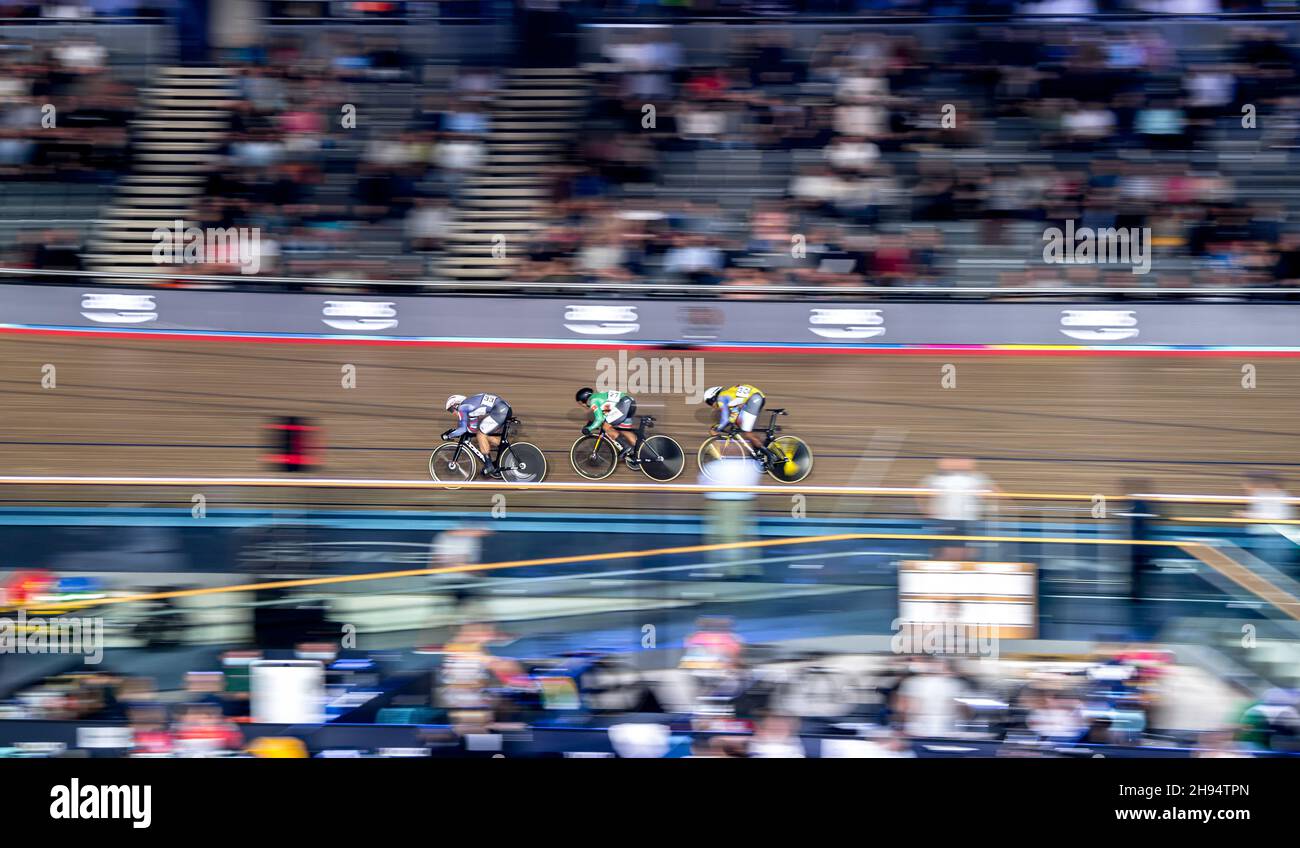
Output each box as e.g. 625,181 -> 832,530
34,528 -> 1300,620
0,474 -> 1293,505
42,530 -> 1199,612
3,267 -> 1299,298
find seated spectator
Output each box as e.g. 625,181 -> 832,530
405,197 -> 451,253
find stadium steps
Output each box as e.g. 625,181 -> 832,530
438,68 -> 589,281
86,66 -> 236,281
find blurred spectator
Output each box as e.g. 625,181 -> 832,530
1193,729 -> 1253,759
918,457 -> 999,560
699,455 -> 762,570
1235,473 -> 1296,572
430,524 -> 493,625
852,727 -> 918,758
895,656 -> 966,738
127,704 -> 173,756
1120,478 -> 1162,639
1237,472 -> 1294,522
748,713 -> 806,758
173,703 -> 243,756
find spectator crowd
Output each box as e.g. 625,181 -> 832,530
7,11 -> 1300,295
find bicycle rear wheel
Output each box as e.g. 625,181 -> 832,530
697,434 -> 753,480
638,435 -> 685,482
500,442 -> 547,483
767,435 -> 813,483
429,443 -> 475,483
570,435 -> 617,480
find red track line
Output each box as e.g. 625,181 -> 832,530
2,325 -> 1299,356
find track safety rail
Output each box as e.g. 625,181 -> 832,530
0,474 -> 1297,504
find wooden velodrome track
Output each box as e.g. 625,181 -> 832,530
0,333 -> 1296,498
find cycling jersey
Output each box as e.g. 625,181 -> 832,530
587,390 -> 636,429
449,392 -> 510,437
714,385 -> 765,430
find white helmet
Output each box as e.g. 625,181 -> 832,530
703,386 -> 723,404
445,394 -> 466,411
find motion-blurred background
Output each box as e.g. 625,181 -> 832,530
0,0 -> 1298,759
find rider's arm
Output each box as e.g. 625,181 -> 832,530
589,402 -> 606,431
449,406 -> 470,437
716,397 -> 731,429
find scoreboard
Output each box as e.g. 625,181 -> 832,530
898,560 -> 1037,639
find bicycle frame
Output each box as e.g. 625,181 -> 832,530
718,408 -> 786,455
586,415 -> 657,463
593,415 -> 652,449
448,416 -> 517,468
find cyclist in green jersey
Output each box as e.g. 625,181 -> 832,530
575,387 -> 640,464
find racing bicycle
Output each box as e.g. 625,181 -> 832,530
569,415 -> 685,482
697,408 -> 813,483
429,416 -> 547,484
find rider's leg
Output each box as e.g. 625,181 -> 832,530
738,404 -> 777,463
477,433 -> 504,474
602,422 -> 630,452
607,398 -> 639,456
477,409 -> 507,475
603,423 -> 638,463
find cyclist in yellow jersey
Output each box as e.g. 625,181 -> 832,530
703,384 -> 777,463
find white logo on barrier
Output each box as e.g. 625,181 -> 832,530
322,301 -> 398,331
1059,309 -> 1139,341
808,308 -> 885,339
563,304 -> 639,336
80,293 -> 157,324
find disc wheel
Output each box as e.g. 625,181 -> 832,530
766,435 -> 813,483
500,442 -> 547,484
638,435 -> 685,482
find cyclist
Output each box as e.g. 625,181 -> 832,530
576,387 -> 640,466
443,393 -> 511,476
703,384 -> 778,464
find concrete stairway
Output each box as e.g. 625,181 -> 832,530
438,67 -> 587,282
83,66 -> 237,278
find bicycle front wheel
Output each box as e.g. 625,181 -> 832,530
767,435 -> 813,483
638,435 -> 685,482
697,434 -> 752,480
570,435 -> 617,480
500,442 -> 547,484
429,443 -> 475,483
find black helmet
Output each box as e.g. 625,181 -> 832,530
576,387 -> 594,404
